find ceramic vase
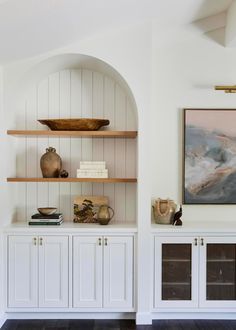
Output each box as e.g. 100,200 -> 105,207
40,147 -> 62,178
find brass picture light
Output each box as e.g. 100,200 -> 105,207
215,85 -> 236,93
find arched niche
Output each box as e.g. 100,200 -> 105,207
14,53 -> 138,223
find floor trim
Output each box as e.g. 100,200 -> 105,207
0,313 -> 7,329
136,312 -> 152,325
152,312 -> 236,320
5,312 -> 135,320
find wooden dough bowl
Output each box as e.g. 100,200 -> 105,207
38,118 -> 110,131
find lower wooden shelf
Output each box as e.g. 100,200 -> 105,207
7,177 -> 137,183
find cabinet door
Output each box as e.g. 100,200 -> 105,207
154,236 -> 198,308
73,236 -> 103,308
103,236 -> 133,309
199,236 -> 236,308
38,236 -> 69,308
8,236 -> 38,308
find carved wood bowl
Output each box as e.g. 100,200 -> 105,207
38,118 -> 110,131
37,207 -> 58,215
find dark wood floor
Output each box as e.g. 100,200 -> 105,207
2,319 -> 236,330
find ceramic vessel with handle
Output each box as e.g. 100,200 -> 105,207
97,205 -> 114,225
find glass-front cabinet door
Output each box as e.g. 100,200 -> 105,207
199,236 -> 236,308
154,236 -> 199,308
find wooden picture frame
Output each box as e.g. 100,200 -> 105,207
183,108 -> 236,204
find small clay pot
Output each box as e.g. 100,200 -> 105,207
40,147 -> 62,178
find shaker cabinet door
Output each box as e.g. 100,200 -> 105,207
38,236 -> 69,308
103,236 -> 133,308
8,236 -> 38,308
73,236 -> 103,308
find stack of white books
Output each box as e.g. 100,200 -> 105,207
77,161 -> 108,178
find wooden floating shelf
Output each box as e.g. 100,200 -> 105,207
7,130 -> 137,138
7,178 -> 137,183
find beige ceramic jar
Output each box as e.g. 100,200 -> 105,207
40,147 -> 62,178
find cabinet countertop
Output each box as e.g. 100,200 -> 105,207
2,221 -> 137,234
151,220 -> 236,234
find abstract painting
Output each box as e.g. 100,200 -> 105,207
183,109 -> 236,204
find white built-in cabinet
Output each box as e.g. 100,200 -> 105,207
73,235 -> 133,309
6,65 -> 137,315
8,235 -> 69,308
7,233 -> 134,311
154,235 -> 236,310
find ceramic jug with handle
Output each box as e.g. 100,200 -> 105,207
97,205 -> 114,225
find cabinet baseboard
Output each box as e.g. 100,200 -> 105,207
4,312 -> 135,321
136,312 -> 152,324
0,312 -> 7,328
152,312 -> 236,320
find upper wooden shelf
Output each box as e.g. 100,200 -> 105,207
7,178 -> 137,183
7,130 -> 137,138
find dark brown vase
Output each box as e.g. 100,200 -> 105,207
40,147 -> 62,178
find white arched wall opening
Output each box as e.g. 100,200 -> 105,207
12,54 -> 138,224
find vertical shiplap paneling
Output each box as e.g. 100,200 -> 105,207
125,183 -> 136,222
125,99 -> 137,222
70,69 -> 82,216
59,70 -> 71,220
114,84 -> 126,222
81,69 -> 93,196
70,69 -> 82,177
26,87 -> 38,220
37,78 -> 49,208
125,99 -> 137,177
103,76 -> 115,219
16,69 -> 137,224
16,100 -> 27,221
92,72 -> 104,197
48,72 -> 60,211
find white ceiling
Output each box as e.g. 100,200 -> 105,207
0,0 -> 232,64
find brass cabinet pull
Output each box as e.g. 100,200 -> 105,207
98,238 -> 102,246
104,238 -> 108,246
33,237 -> 37,246
201,238 -> 204,246
39,237 -> 43,246
194,238 -> 198,246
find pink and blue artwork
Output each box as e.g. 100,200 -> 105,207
184,109 -> 236,204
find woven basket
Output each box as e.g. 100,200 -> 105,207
153,199 -> 176,225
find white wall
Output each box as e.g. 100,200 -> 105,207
152,26 -> 236,222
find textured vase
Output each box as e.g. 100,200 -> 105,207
153,199 -> 177,225
40,147 -> 62,178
